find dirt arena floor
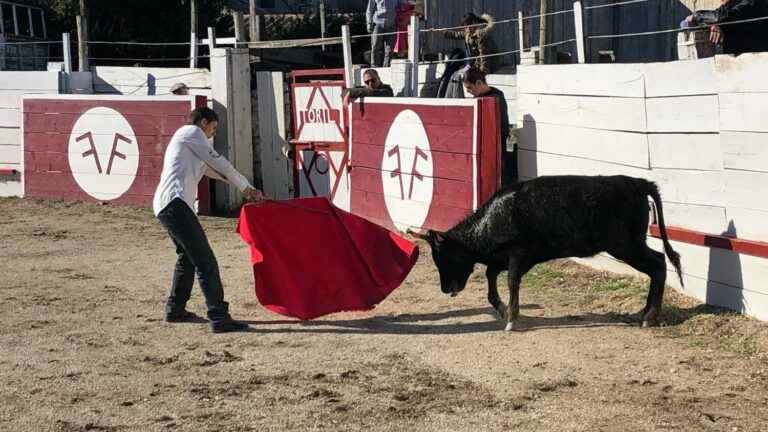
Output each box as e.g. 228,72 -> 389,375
1,197 -> 767,432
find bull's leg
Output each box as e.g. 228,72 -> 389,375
612,246 -> 667,327
504,258 -> 526,332
486,267 -> 506,320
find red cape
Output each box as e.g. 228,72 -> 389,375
236,198 -> 419,320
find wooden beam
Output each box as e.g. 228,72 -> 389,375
342,25 -> 353,88
319,0 -> 326,51
539,0 -> 547,64
408,15 -> 420,97
574,1 -> 585,63
233,11 -> 245,48
76,15 -> 88,71
63,32 -> 72,73
649,224 -> 768,259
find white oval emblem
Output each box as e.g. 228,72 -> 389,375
68,107 -> 139,200
381,109 -> 434,231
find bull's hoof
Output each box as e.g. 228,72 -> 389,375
641,319 -> 658,328
504,321 -> 516,332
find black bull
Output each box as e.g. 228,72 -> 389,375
411,175 -> 683,331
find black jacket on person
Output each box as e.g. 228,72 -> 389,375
695,0 -> 768,55
346,84 -> 394,101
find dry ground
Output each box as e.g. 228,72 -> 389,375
1,197 -> 767,432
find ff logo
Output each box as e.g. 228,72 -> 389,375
68,107 -> 139,201
382,110 -> 434,232
295,85 -> 344,143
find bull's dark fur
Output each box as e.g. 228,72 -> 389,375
416,175 -> 683,330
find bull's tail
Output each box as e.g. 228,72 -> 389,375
646,181 -> 684,286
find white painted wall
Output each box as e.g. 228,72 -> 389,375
0,71 -> 63,197
92,66 -> 212,98
517,53 -> 768,321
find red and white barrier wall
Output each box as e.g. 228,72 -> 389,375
22,95 -> 210,212
349,98 -> 500,232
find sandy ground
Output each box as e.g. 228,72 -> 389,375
1,197 -> 767,432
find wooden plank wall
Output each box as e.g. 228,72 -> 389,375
0,71 -> 63,197
423,0 -> 697,64
516,53 -> 768,320
92,67 -> 212,98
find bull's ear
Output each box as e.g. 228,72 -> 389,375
431,230 -> 446,246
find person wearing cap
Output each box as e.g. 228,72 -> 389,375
171,83 -> 189,96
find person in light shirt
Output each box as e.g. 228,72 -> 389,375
153,107 -> 263,333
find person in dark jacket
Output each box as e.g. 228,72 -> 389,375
463,67 -> 514,184
685,0 -> 768,55
442,13 -> 499,74
343,69 -> 394,105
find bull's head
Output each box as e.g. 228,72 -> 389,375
408,229 -> 475,297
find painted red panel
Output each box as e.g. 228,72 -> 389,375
351,120 -> 475,154
353,166 -> 473,209
478,97 -> 501,205
349,99 -> 500,232
352,189 -> 472,232
23,96 -> 210,213
353,143 -> 474,181
649,224 -> 768,259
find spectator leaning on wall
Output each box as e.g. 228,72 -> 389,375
685,0 -> 768,55
343,69 -> 394,105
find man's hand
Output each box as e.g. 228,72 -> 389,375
243,187 -> 265,203
709,24 -> 723,43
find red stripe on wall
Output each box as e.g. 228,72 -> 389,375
649,224 -> 768,259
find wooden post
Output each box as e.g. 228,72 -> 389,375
517,11 -> 524,64
76,16 -> 88,71
341,25 -> 353,88
62,32 -> 72,73
190,0 -> 197,68
207,26 -> 216,60
539,0 -> 547,64
0,4 -> 5,35
12,4 -> 19,35
319,0 -> 326,51
42,9 -> 47,39
249,0 -> 262,42
233,11 -> 245,48
408,14 -> 420,97
573,1 -> 585,63
27,7 -> 33,37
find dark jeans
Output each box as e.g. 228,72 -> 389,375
371,24 -> 394,67
157,198 -> 229,323
502,146 -> 518,186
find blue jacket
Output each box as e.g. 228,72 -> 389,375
367,0 -> 398,29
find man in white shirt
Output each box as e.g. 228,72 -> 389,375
153,107 -> 263,333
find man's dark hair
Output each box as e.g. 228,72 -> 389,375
463,67 -> 487,85
189,107 -> 219,126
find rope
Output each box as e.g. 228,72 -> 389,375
86,41 -> 191,46
420,16 -> 519,34
584,0 -> 654,10
419,38 -> 576,65
588,14 -> 768,39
